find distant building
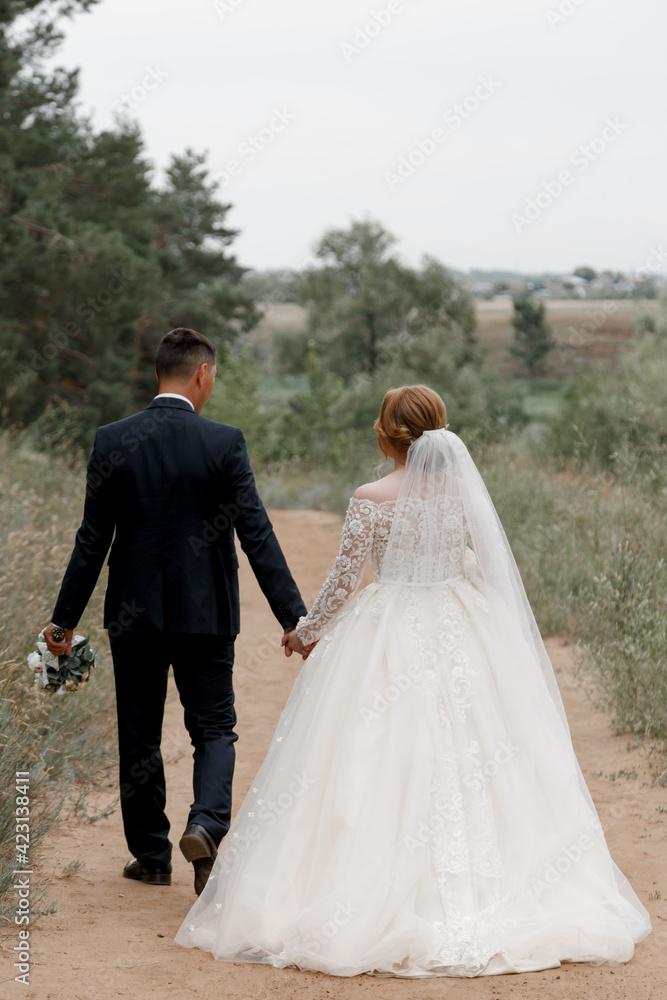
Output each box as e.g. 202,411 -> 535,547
469,281 -> 494,299
561,275 -> 588,298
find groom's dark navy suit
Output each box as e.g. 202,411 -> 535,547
52,395 -> 306,868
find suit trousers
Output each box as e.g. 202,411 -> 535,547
109,630 -> 238,869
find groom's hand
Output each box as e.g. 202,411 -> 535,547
281,629 -> 316,660
44,623 -> 73,657
282,627 -> 311,658
281,627 -> 302,658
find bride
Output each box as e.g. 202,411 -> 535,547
176,384 -> 651,977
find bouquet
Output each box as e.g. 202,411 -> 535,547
27,631 -> 99,694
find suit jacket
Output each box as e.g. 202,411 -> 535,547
52,397 -> 307,634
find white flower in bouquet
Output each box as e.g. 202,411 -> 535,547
27,650 -> 49,689
36,633 -> 59,670
27,631 -> 100,693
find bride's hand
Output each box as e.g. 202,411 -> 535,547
281,628 -> 303,658
282,629 -> 318,660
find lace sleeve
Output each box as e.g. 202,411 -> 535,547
295,498 -> 375,645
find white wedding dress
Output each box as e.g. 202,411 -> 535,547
176,431 -> 651,977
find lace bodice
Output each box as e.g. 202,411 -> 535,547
295,496 -> 476,645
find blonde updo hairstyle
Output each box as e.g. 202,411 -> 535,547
373,385 -> 448,459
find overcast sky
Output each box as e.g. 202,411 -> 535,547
49,0 -> 666,276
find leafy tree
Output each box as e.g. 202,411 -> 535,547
397,255 -> 477,365
509,295 -> 556,389
297,219 -> 411,377
297,219 -> 477,380
286,220 -> 520,449
548,303 -> 667,482
573,266 -> 597,283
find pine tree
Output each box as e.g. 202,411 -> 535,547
137,149 -> 260,400
0,2 -> 259,445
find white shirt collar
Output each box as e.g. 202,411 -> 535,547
153,392 -> 195,411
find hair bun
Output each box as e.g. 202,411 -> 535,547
374,385 -> 447,458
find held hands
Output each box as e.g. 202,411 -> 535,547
43,622 -> 74,657
281,627 -> 317,660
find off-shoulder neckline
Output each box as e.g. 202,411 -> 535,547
349,496 -> 397,507
350,495 -> 465,507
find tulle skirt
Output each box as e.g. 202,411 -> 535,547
175,575 -> 651,977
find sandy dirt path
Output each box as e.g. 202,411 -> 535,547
3,510 -> 666,999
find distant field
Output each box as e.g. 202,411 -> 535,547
249,302 -> 308,360
474,299 -> 657,377
251,299 -> 659,378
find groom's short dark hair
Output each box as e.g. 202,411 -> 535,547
155,327 -> 216,379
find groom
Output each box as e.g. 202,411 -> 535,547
43,327 -> 307,894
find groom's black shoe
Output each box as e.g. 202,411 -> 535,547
179,823 -> 218,896
123,859 -> 172,886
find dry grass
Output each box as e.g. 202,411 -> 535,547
479,443 -> 667,741
474,299 -> 653,376
0,435 -> 117,928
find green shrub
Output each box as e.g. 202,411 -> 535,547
576,538 -> 667,738
547,306 -> 667,485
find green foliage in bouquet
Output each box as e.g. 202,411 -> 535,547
28,633 -> 99,694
